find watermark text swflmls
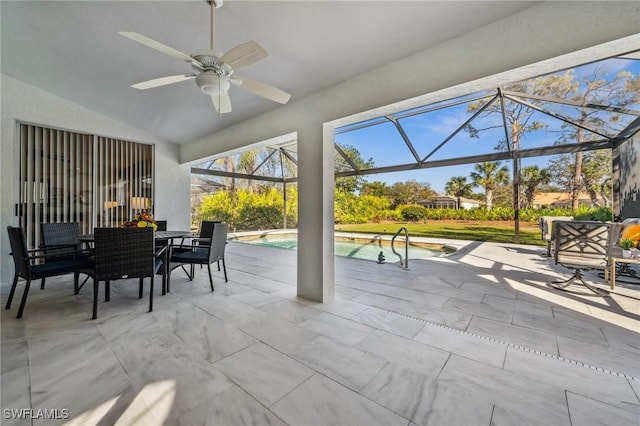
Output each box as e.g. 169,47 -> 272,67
3,408 -> 70,420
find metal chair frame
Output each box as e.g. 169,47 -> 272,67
551,221 -> 619,296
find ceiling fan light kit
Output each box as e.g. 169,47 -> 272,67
120,0 -> 289,115
196,72 -> 230,95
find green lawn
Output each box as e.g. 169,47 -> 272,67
335,222 -> 544,246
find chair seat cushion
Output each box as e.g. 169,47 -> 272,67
171,250 -> 208,264
31,258 -> 92,278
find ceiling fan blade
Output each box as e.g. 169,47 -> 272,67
235,76 -> 291,104
119,32 -> 203,68
219,41 -> 268,70
211,91 -> 232,114
132,74 -> 196,90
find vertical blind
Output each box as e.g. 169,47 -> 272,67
18,123 -> 154,249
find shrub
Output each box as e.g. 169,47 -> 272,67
399,205 -> 428,222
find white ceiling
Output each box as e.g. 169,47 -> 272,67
1,1 -> 539,145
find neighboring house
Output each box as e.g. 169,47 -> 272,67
532,192 -> 605,208
419,195 -> 484,210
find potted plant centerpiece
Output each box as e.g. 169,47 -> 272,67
620,238 -> 634,258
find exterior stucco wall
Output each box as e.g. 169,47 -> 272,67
618,137 -> 640,219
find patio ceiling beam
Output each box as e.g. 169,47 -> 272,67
336,139 -> 612,177
334,118 -> 389,135
385,115 -> 421,163
334,143 -> 362,174
422,94 -> 499,162
194,139 -> 615,182
334,92 -> 494,136
612,115 -> 640,148
503,94 -> 613,140
191,168 -> 284,183
497,88 -> 514,152
250,149 -> 277,175
280,147 -> 298,166
501,90 -> 640,116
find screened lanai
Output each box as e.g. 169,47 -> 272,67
191,49 -> 640,238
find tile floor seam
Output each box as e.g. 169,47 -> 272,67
26,335 -> 34,426
434,352 -> 453,381
357,303 -> 640,383
93,319 -> 159,419
488,404 -> 496,426
627,378 -> 640,403
315,368 -> 414,425
563,389 -> 573,426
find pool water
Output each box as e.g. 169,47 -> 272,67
234,234 -> 449,262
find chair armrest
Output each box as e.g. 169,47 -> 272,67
155,245 -> 168,257
41,243 -> 79,250
191,237 -> 210,244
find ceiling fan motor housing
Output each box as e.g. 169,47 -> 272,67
196,72 -> 230,95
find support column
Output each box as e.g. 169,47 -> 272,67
296,125 -> 335,302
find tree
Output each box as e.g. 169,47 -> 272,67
465,74 -> 573,152
520,165 -> 551,208
335,144 -> 375,193
444,176 -> 473,209
388,180 -> 435,208
237,149 -> 259,192
469,162 -> 510,210
360,181 -> 390,198
550,68 -> 639,208
549,150 -> 612,208
580,150 -> 612,207
464,74 -> 575,212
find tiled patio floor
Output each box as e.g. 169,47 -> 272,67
2,238 -> 639,425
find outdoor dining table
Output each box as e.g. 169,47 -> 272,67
78,230 -> 193,243
78,230 -> 193,296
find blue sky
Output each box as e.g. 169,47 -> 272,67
334,56 -> 640,194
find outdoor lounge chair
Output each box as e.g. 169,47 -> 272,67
551,220 -> 620,296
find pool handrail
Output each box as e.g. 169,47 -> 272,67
391,227 -> 409,270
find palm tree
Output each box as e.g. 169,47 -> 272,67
521,165 -> 550,208
444,176 -> 473,209
469,161 -> 509,210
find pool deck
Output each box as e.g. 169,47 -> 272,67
1,238 -> 639,425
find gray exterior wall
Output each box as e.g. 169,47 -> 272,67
616,137 -> 640,219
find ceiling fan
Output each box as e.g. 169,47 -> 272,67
119,0 -> 290,114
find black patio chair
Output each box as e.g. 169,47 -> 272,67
170,220 -> 220,284
6,226 -> 91,318
81,227 -> 167,319
169,223 -> 228,292
41,222 -> 92,292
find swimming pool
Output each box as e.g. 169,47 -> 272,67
231,233 -> 452,262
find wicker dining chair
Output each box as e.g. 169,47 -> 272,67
41,222 -> 91,292
83,227 -> 166,319
169,223 -> 228,292
6,226 -> 91,318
